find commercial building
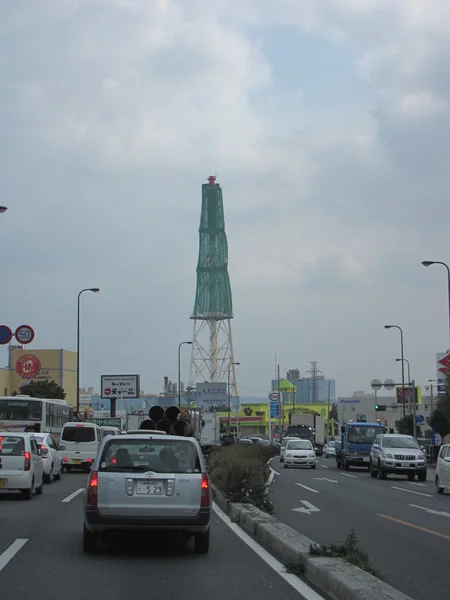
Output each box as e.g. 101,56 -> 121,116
0,345 -> 77,407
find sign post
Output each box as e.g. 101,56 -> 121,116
101,374 -> 140,418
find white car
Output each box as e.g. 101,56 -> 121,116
279,437 -> 298,462
0,432 -> 44,499
436,443 -> 450,493
284,439 -> 317,469
32,433 -> 63,483
325,441 -> 338,458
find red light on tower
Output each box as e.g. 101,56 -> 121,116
208,175 -> 216,185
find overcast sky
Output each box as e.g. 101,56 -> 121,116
1,0 -> 450,399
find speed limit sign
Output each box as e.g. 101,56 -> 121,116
15,325 -> 35,345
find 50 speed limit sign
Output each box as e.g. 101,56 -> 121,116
15,325 -> 35,345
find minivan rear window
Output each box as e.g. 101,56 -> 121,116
0,436 -> 25,455
99,438 -> 201,474
62,426 -> 96,443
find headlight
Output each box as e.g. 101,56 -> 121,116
285,453 -> 292,457
417,453 -> 425,460
308,453 -> 316,458
383,451 -> 393,458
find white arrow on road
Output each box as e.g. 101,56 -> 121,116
314,477 -> 337,483
409,504 -> 450,518
292,500 -> 321,515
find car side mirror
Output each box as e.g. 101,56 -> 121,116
420,446 -> 426,452
372,443 -> 379,449
58,445 -> 66,451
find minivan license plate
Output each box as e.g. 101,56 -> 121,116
0,479 -> 7,488
136,480 -> 163,495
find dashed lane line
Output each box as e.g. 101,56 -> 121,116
61,488 -> 84,503
0,539 -> 28,574
295,482 -> 320,494
390,486 -> 433,498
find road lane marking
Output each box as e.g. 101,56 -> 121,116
0,539 -> 28,573
314,477 -> 337,483
321,464 -> 329,469
409,504 -> 450,518
292,500 -> 321,514
213,503 -> 326,600
408,482 -> 427,487
376,513 -> 450,542
340,473 -> 357,479
62,488 -> 84,503
390,486 -> 432,498
295,482 -> 319,493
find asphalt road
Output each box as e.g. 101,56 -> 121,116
269,457 -> 449,600
0,472 -> 326,600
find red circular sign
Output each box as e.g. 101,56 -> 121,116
15,325 -> 35,345
16,354 -> 41,379
104,388 -> 111,395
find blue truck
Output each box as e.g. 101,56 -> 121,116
336,421 -> 387,471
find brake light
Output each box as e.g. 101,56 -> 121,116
87,470 -> 98,506
111,457 -> 117,464
86,457 -> 91,463
63,457 -> 68,462
200,473 -> 210,507
24,452 -> 31,471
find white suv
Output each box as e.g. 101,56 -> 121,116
436,444 -> 450,493
0,432 -> 44,499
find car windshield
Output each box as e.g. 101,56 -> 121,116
347,426 -> 379,443
62,426 -> 96,442
281,438 -> 296,447
0,436 -> 25,455
286,440 -> 313,450
382,436 -> 419,449
99,438 -> 201,474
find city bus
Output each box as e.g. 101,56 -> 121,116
0,395 -> 73,443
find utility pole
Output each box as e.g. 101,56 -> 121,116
327,381 -> 331,439
412,379 -> 417,439
277,364 -> 281,438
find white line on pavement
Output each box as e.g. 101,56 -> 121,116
340,473 -> 358,479
409,504 -> 450,518
213,503 -> 326,600
314,477 -> 337,483
0,539 -> 28,574
390,486 -> 433,498
321,464 -> 329,469
408,482 -> 427,488
62,488 -> 84,503
295,482 -> 320,494
292,500 -> 321,514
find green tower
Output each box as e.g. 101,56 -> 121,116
189,176 -> 239,396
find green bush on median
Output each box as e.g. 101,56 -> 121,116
309,530 -> 380,578
208,443 -> 277,513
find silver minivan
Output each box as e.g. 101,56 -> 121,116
82,433 -> 211,554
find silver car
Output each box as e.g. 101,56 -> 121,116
370,433 -> 427,481
82,433 -> 211,554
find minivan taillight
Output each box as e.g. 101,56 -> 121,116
201,473 -> 210,507
87,470 -> 98,506
24,452 -> 31,471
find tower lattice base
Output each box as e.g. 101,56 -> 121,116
188,318 -> 239,397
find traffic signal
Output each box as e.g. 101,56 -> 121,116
375,404 -> 387,411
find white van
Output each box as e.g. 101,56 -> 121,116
59,422 -> 103,472
100,426 -> 121,437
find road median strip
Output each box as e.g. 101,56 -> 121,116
212,483 -> 414,600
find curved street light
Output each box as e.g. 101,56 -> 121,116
384,325 -> 406,418
421,260 -> 450,340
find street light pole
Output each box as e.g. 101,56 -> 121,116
178,341 -> 192,407
385,325 -> 406,418
227,362 -> 240,434
292,378 -> 301,414
77,288 -> 100,416
422,261 -> 450,341
396,358 -> 411,414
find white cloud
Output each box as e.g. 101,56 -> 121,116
1,0 -> 450,398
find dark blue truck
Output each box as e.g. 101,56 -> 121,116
336,421 -> 387,471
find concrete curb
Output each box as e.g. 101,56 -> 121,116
212,484 -> 413,600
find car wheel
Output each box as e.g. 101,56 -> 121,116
436,475 -> 444,494
44,467 -> 53,484
36,478 -> 44,495
417,471 -> 427,483
311,465 -> 316,470
194,529 -> 210,554
407,473 -> 415,481
284,464 -> 288,468
377,461 -> 387,480
83,525 -> 98,553
370,462 -> 377,478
